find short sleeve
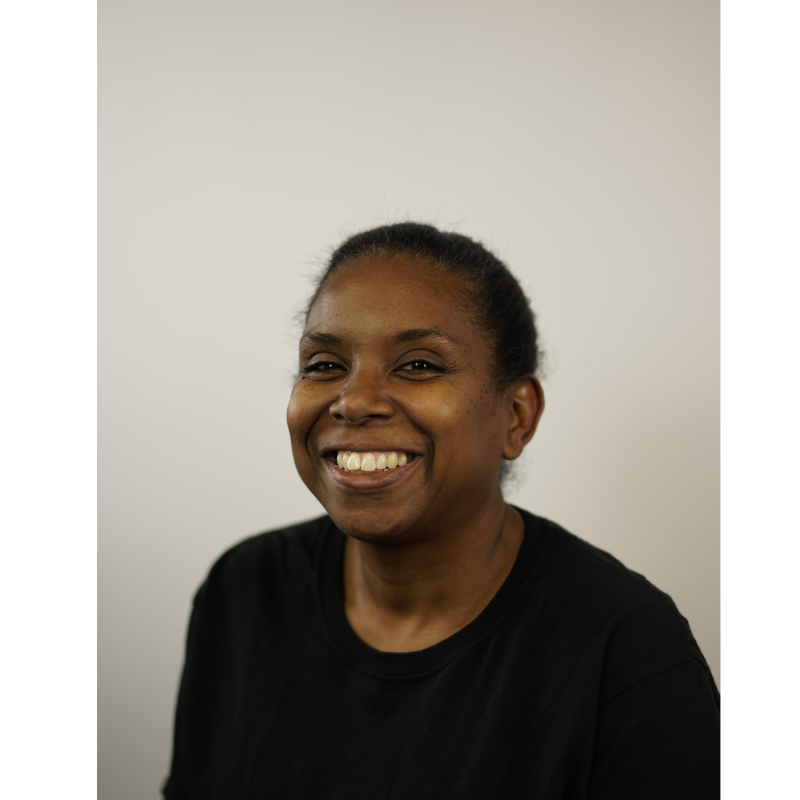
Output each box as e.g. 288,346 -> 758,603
588,659 -> 720,800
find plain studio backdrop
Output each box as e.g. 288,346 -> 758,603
99,1 -> 718,797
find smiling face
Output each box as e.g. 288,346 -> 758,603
287,252 -> 522,544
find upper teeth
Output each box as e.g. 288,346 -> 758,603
336,451 -> 410,472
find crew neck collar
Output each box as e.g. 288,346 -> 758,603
316,508 -> 548,679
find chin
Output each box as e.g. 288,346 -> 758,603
324,506 -> 416,545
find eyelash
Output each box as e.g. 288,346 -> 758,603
399,359 -> 441,373
303,362 -> 342,373
302,359 -> 444,376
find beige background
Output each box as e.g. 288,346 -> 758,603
99,1 -> 719,797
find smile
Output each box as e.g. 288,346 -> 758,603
336,450 -> 412,473
322,448 -> 422,490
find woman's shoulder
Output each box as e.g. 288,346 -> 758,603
192,515 -> 334,608
519,509 -> 716,702
524,508 -> 690,615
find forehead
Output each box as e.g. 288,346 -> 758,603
307,253 -> 475,335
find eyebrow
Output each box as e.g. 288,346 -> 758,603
300,328 -> 460,347
391,328 -> 460,346
301,332 -> 341,346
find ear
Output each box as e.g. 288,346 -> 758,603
503,377 -> 545,461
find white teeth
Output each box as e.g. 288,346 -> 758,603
336,450 -> 413,473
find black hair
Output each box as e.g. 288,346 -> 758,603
306,222 -> 542,390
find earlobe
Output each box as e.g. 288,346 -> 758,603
503,377 -> 545,461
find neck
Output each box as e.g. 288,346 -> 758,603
342,495 -> 524,653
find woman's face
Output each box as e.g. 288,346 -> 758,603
287,253 -> 519,543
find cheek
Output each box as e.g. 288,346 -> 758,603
412,385 -> 502,451
286,383 -> 322,445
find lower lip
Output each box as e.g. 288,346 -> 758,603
324,456 -> 422,490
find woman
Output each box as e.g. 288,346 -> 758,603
163,223 -> 720,799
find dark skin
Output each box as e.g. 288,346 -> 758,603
287,253 -> 545,652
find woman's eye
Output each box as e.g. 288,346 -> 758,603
400,360 -> 438,372
304,361 -> 342,374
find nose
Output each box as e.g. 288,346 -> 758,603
329,368 -> 394,425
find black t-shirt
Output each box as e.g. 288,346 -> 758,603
163,509 -> 720,799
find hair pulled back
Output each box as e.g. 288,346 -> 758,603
307,222 -> 542,390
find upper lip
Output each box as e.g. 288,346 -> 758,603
319,444 -> 423,457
